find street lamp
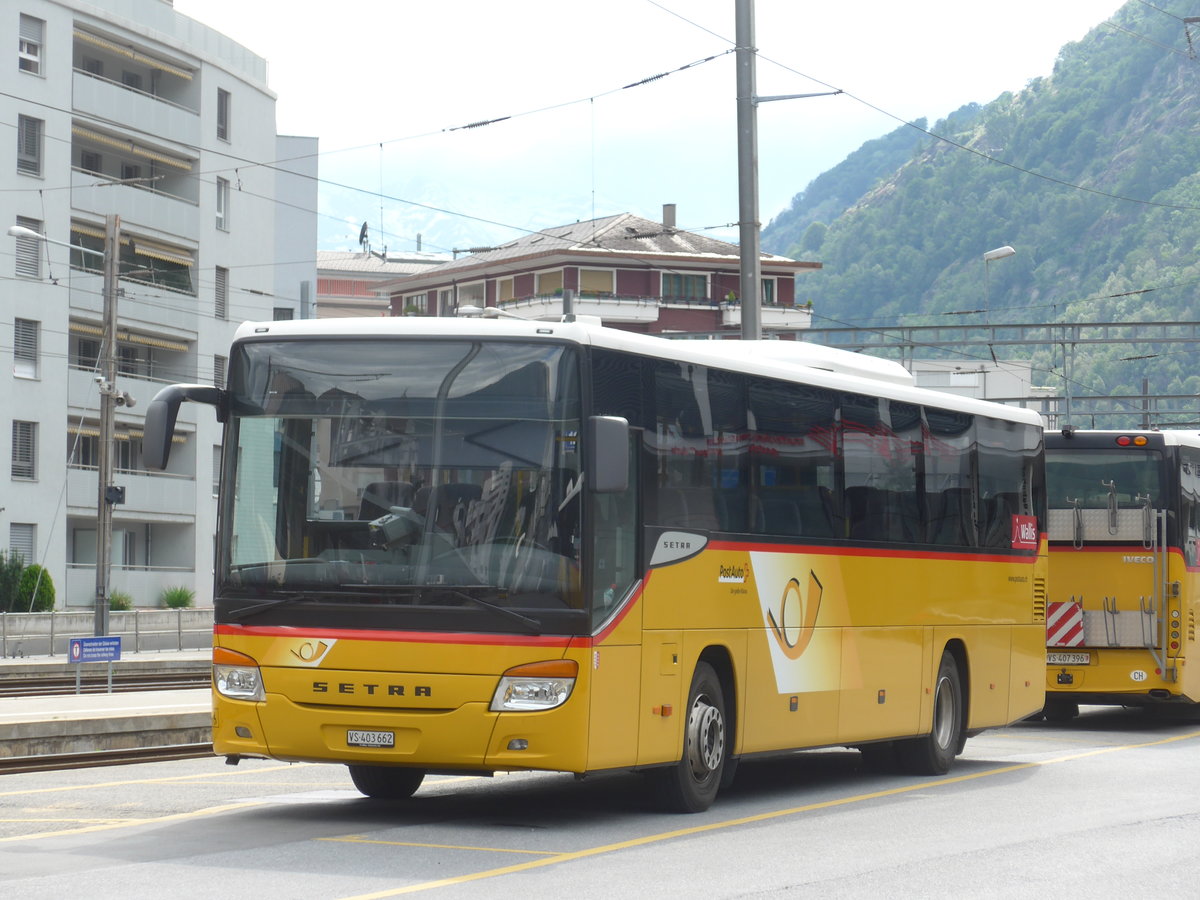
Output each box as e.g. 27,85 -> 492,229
982,245 -> 1015,326
8,215 -> 121,636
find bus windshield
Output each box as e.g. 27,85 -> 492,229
1046,449 -> 1164,510
219,338 -> 585,633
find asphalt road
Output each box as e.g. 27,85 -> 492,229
2,706 -> 1198,898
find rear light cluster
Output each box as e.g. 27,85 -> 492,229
1114,435 -> 1149,447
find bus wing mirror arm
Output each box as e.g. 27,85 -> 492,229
588,415 -> 629,494
143,384 -> 225,470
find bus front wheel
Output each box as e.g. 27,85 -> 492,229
896,651 -> 962,775
651,661 -> 727,813
348,765 -> 426,800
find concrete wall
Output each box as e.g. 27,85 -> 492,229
0,608 -> 213,658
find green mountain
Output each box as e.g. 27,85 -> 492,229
763,1 -> 1200,402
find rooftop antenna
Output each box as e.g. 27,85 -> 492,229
359,220 -> 387,262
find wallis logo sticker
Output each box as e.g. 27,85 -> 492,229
1011,514 -> 1038,550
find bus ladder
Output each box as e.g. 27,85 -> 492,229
1096,509 -> 1175,682
1144,509 -> 1174,682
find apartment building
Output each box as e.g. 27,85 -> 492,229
4,0 -> 317,608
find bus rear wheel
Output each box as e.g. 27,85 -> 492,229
651,661 -> 727,813
896,651 -> 962,775
348,765 -> 426,800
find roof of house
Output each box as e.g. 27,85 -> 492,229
316,250 -> 448,278
382,213 -> 814,289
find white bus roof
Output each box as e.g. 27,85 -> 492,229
233,317 -> 1043,426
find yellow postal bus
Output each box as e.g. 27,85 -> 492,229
145,317 -> 1047,811
1043,429 -> 1200,720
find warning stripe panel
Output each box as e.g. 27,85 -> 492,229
1047,600 -> 1085,647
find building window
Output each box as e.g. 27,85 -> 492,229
73,337 -> 100,369
117,345 -> 148,378
9,523 -> 35,567
12,420 -> 37,480
215,266 -> 228,319
216,177 -> 229,230
121,70 -> 143,92
272,308 -> 293,321
536,270 -> 563,296
662,273 -> 707,302
216,88 -> 231,140
80,149 -> 103,174
114,437 -> 139,472
762,278 -> 776,306
403,293 -> 427,315
497,280 -> 514,303
580,269 -> 615,296
212,445 -> 222,496
19,15 -> 43,75
80,55 -> 103,77
121,162 -> 141,182
14,318 -> 39,379
458,282 -> 485,305
69,431 -> 98,468
214,354 -> 227,388
17,115 -> 43,176
14,216 -> 40,278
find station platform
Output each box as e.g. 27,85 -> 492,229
0,649 -> 213,763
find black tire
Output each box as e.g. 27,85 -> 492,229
896,651 -> 962,775
651,661 -> 728,813
1041,698 -> 1079,723
347,765 -> 426,800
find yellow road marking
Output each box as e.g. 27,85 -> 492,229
0,763 -> 310,798
336,728 -> 1200,899
0,818 -> 127,824
0,801 -> 268,842
321,836 -> 558,856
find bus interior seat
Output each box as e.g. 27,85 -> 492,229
358,481 -> 414,520
761,497 -> 802,536
417,483 -> 483,531
927,487 -> 974,546
982,492 -> 1020,546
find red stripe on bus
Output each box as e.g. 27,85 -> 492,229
213,623 -> 573,647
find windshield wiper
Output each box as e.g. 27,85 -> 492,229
442,588 -> 542,635
225,593 -> 314,622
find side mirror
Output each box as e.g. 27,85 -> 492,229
143,384 -> 224,469
588,415 -> 629,493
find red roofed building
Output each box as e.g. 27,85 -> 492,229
382,208 -> 819,335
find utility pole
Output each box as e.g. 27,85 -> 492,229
94,213 -> 120,637
735,0 -> 762,341
735,0 -> 838,341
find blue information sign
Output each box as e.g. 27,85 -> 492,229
69,636 -> 122,663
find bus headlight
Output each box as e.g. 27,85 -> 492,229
213,647 -> 265,702
490,660 -> 578,711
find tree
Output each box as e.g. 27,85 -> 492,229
0,551 -> 23,613
16,564 -> 55,613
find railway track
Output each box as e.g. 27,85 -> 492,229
0,670 -> 210,698
0,743 -> 214,776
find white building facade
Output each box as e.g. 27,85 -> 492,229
3,0 -> 317,608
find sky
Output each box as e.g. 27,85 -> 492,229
171,0 -> 1127,257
